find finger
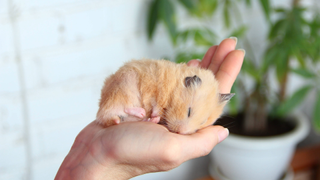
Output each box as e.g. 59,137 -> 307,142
216,49 -> 245,93
208,38 -> 237,74
179,125 -> 228,161
187,59 -> 201,67
200,45 -> 218,69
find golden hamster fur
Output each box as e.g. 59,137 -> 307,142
96,59 -> 233,134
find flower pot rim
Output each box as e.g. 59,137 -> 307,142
209,163 -> 294,180
220,111 -> 309,150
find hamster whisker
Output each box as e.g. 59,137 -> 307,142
221,115 -> 236,119
221,121 -> 236,129
213,115 -> 237,129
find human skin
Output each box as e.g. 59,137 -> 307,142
54,37 -> 244,180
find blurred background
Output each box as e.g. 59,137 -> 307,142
0,0 -> 319,180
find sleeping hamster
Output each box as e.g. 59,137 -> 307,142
96,59 -> 234,134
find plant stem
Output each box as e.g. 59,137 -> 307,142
279,0 -> 299,102
293,0 -> 300,7
243,81 -> 268,134
279,59 -> 289,102
232,1 -> 269,133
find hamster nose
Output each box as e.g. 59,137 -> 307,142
174,125 -> 194,135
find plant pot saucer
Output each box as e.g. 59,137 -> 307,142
208,163 -> 294,180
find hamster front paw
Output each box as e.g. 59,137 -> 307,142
143,116 -> 160,123
96,115 -> 122,127
96,107 -> 147,127
124,107 -> 146,118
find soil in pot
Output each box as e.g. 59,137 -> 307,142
214,113 -> 296,137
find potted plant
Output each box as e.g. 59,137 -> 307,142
146,0 -> 320,179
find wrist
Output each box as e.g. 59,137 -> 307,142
55,140 -> 139,180
55,144 -> 105,180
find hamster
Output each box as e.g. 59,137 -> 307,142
96,59 -> 234,134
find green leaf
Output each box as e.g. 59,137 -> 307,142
293,49 -> 305,68
269,19 -> 286,40
259,0 -> 271,22
275,85 -> 312,117
147,0 -> 160,40
245,0 -> 251,6
241,58 -> 260,81
175,52 -> 190,63
275,55 -> 288,83
206,0 -> 218,16
291,68 -> 316,79
159,0 -> 177,45
197,0 -> 218,17
194,31 -> 213,46
190,52 -> 205,60
313,92 -> 320,132
274,8 -> 287,13
262,44 -> 282,73
178,0 -> 195,11
310,14 -> 320,37
223,0 -> 230,28
228,83 -> 239,115
228,25 -> 248,38
180,31 -> 188,42
179,31 -> 188,41
204,27 -> 217,40
174,52 -> 205,63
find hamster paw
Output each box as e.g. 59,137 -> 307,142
124,107 -> 146,118
144,116 -> 160,124
96,115 -> 121,127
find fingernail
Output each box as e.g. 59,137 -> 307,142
196,59 -> 201,62
229,36 -> 238,45
238,48 -> 246,57
218,128 -> 229,143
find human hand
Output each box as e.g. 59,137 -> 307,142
55,121 -> 228,180
187,37 -> 245,93
55,38 -> 244,180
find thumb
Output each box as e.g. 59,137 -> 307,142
179,125 -> 229,160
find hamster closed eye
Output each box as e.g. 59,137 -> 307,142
95,59 -> 234,134
160,74 -> 234,134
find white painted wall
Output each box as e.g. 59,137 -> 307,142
0,0 -> 319,180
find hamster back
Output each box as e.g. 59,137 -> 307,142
96,59 -> 232,134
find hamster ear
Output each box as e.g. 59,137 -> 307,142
185,75 -> 202,87
219,93 -> 235,103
